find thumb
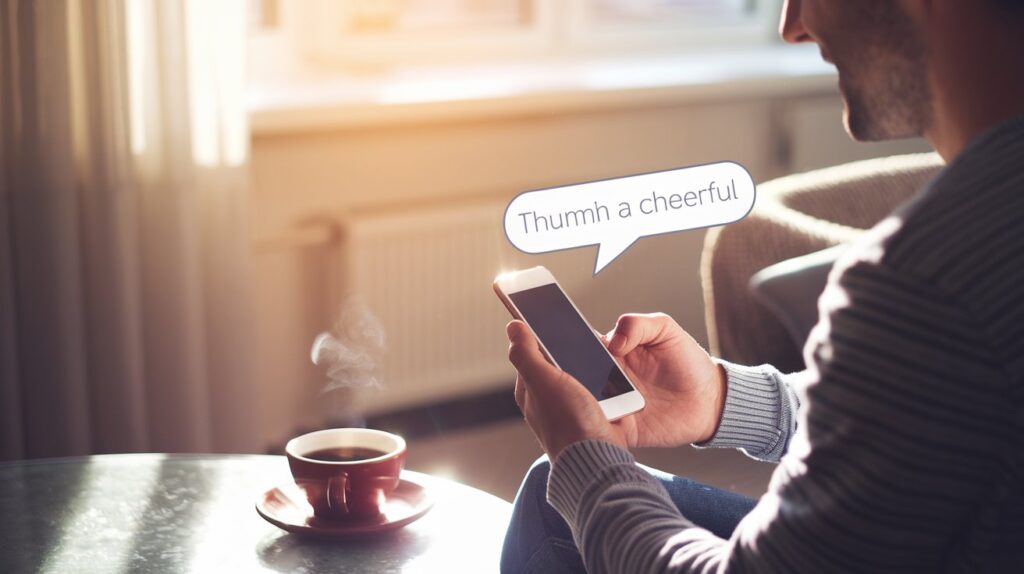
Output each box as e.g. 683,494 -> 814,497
506,321 -> 565,391
607,313 -> 677,356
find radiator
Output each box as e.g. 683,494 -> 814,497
340,198 -> 530,415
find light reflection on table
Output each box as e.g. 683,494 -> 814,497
0,454 -> 512,574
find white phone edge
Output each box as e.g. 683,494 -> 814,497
493,266 -> 646,422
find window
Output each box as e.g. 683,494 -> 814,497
249,0 -> 777,71
248,0 -> 279,30
566,0 -> 770,55
333,0 -> 531,33
585,0 -> 754,23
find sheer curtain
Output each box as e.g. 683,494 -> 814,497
0,0 -> 259,459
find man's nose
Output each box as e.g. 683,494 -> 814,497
780,0 -> 814,44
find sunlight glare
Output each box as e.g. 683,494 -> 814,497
494,270 -> 518,284
184,0 -> 247,167
379,75 -> 517,105
217,0 -> 248,166
39,457 -> 162,574
126,0 -> 148,156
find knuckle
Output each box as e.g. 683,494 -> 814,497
617,314 -> 639,332
651,312 -> 676,331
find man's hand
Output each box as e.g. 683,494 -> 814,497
507,321 -> 627,460
603,313 -> 726,448
506,313 -> 726,459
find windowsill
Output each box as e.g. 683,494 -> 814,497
248,43 -> 837,135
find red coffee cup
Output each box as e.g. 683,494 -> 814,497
285,428 -> 407,520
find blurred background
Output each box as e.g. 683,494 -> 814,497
1,0 -> 928,500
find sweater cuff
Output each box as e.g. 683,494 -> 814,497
694,360 -> 786,460
547,440 -> 653,527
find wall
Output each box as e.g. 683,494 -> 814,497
247,87 -> 931,448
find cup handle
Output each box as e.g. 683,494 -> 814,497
326,473 -> 349,515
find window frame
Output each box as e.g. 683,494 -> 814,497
293,0 -> 558,68
563,0 -> 779,55
250,0 -> 782,72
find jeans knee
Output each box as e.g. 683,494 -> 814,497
525,455 -> 551,488
503,454 -> 582,573
513,455 -> 550,508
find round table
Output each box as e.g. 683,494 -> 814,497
0,454 -> 512,573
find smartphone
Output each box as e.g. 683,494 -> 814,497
493,266 -> 645,421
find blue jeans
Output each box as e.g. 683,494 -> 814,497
500,456 -> 757,573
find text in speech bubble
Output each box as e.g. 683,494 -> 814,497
504,161 -> 755,274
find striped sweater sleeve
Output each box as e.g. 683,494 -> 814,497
695,361 -> 801,463
546,252 -> 1009,573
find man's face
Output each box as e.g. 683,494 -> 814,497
781,0 -> 932,141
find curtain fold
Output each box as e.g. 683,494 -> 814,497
0,0 -> 258,459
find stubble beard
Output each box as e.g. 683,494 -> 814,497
841,56 -> 932,141
837,6 -> 933,142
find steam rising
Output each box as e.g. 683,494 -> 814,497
311,299 -> 386,391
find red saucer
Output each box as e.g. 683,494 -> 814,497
256,475 -> 434,537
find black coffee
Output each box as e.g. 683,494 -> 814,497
305,446 -> 388,463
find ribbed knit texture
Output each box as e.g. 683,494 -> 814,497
696,361 -> 801,462
546,118 -> 1024,573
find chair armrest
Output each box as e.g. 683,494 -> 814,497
702,153 -> 943,371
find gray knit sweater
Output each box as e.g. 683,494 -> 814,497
547,118 -> 1024,573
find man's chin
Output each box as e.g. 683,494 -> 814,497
838,84 -> 878,142
842,105 -> 920,142
839,79 -> 928,142
842,107 -> 876,142
839,82 -> 893,141
843,110 -> 877,142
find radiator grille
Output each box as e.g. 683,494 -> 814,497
343,199 -> 527,414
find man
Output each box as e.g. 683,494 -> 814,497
501,0 -> 1024,572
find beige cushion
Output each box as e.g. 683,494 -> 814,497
701,153 -> 944,372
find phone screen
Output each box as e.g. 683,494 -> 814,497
508,284 -> 634,400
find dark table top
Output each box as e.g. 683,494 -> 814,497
0,454 -> 512,573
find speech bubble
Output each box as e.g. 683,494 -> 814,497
504,161 -> 756,274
